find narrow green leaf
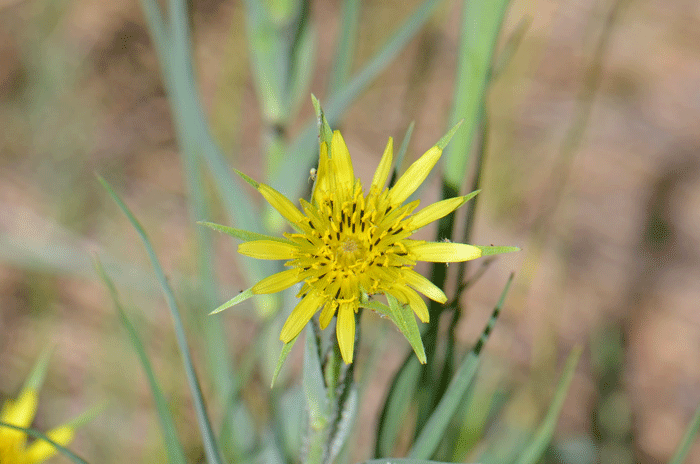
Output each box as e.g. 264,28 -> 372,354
443,0 -> 511,191
271,333 -> 300,387
387,294 -> 426,364
198,221 -> 293,244
0,422 -> 89,464
474,245 -> 520,256
311,94 -> 334,145
93,257 -> 188,464
669,401 -> 700,464
98,175 -> 225,464
210,288 -> 255,315
136,0 -> 171,88
514,345 -> 583,464
242,0 -> 286,122
375,357 -> 422,457
492,15 -> 531,79
286,4 -> 317,119
328,0 -> 361,93
409,274 -> 513,459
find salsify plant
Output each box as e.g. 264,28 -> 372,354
204,102 -> 518,366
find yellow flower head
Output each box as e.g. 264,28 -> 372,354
0,387 -> 75,464
227,126 -> 508,364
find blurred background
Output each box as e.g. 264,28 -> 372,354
1,0 -> 699,462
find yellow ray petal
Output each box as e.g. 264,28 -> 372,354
410,241 -> 482,262
252,269 -> 302,294
409,196 -> 469,231
238,240 -> 298,260
330,131 -> 355,192
25,425 -> 74,464
371,137 -> 393,192
336,302 -> 356,364
319,302 -> 336,329
401,287 -> 430,323
258,183 -> 306,226
1,388 -> 38,428
402,269 -> 447,303
280,292 -> 326,342
388,146 -> 441,205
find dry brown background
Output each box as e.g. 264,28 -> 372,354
1,0 -> 700,462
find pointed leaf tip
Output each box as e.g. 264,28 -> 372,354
311,95 -> 333,144
271,335 -> 299,387
235,170 -> 259,189
436,120 -> 464,150
475,245 -> 521,256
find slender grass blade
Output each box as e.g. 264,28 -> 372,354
409,274 -> 513,459
514,346 -> 583,464
94,257 -> 187,464
98,175 -> 225,464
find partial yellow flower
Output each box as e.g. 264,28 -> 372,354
212,125 -> 517,364
0,387 -> 76,464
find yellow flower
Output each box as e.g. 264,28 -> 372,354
0,387 -> 75,464
208,124 -> 518,364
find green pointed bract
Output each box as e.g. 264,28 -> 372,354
24,347 -> 53,392
474,245 -> 521,256
210,288 -> 254,315
311,95 -> 333,145
271,333 -> 300,388
435,120 -> 463,150
198,221 -> 294,244
234,169 -> 260,189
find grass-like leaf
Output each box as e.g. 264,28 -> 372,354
409,274 -> 513,459
94,257 -> 188,464
0,421 -> 89,464
328,0 -> 361,93
98,175 -> 225,464
443,0 -> 512,191
514,345 -> 583,464
669,401 -> 700,464
374,357 -> 422,457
